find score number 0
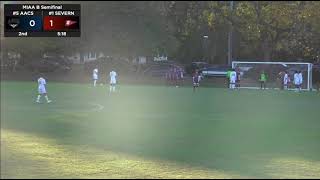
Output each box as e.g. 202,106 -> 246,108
29,20 -> 36,27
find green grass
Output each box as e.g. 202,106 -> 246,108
1,81 -> 320,178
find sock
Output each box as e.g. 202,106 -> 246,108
113,86 -> 116,92
45,95 -> 50,102
94,80 -> 97,87
109,86 -> 112,93
36,95 -> 41,102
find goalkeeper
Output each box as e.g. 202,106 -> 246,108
226,69 -> 231,88
259,70 -> 267,90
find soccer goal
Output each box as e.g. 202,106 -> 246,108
232,61 -> 313,90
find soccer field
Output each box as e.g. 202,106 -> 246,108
1,81 -> 320,178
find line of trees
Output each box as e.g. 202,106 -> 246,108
164,1 -> 320,63
2,1 -> 320,65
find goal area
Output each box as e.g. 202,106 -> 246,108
232,61 -> 313,90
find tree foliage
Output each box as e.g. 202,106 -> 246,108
2,1 -> 320,64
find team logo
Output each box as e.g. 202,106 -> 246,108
65,20 -> 77,27
7,18 -> 20,28
12,11 -> 19,15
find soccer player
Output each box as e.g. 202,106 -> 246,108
192,70 -> 201,92
229,69 -> 237,89
36,75 -> 52,103
283,71 -> 290,90
259,70 -> 267,90
109,69 -> 117,93
173,67 -> 179,87
278,71 -> 285,90
294,71 -> 300,92
179,67 -> 184,86
169,68 -> 174,86
165,71 -> 170,86
298,70 -> 303,91
226,69 -> 231,88
92,66 -> 98,87
236,69 -> 241,89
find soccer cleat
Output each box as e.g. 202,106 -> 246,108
47,100 -> 52,103
36,100 -> 40,103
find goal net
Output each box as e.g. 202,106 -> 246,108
232,61 -> 313,90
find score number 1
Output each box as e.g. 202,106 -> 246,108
43,16 -> 62,31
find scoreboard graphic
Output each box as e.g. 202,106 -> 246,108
4,4 -> 80,37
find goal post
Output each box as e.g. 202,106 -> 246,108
232,61 -> 313,90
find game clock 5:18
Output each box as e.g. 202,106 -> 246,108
57,32 -> 66,36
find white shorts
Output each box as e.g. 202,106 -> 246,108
93,75 -> 98,80
230,78 -> 236,84
110,79 -> 116,85
38,86 -> 47,94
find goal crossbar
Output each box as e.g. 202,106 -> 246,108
232,61 -> 312,65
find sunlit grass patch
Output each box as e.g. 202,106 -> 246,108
264,157 -> 320,179
1,129 -> 244,178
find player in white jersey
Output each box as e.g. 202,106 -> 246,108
92,66 -> 99,87
283,71 -> 290,90
36,76 -> 52,103
294,71 -> 300,92
109,69 -> 117,93
229,69 -> 237,89
298,71 -> 303,91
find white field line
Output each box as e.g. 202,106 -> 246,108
88,102 -> 105,112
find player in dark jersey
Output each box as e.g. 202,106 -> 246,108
173,67 -> 179,87
165,71 -> 170,86
169,68 -> 174,86
236,69 -> 241,89
193,70 -> 201,92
